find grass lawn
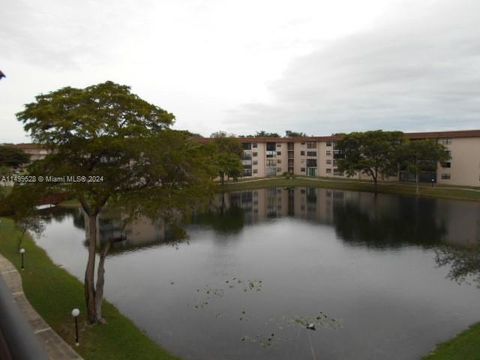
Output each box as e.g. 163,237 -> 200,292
221,177 -> 480,202
424,323 -> 480,360
0,217 -> 179,360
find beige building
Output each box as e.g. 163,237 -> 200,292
10,143 -> 49,162
8,129 -> 480,187
238,130 -> 480,187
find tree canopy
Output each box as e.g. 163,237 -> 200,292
254,131 -> 281,137
13,81 -> 216,323
208,134 -> 243,185
285,130 -> 307,137
398,140 -> 450,193
336,130 -> 404,191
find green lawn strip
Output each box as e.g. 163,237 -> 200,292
424,322 -> 480,360
221,177 -> 480,202
0,218 -> 179,360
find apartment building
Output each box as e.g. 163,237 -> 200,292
7,129 -> 480,187
238,130 -> 480,187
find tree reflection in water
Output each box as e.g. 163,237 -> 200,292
435,245 -> 480,287
332,197 -> 448,249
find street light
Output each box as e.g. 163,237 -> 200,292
71,308 -> 80,346
19,248 -> 25,270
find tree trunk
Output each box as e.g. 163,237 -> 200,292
221,174 -> 225,186
95,242 -> 111,323
85,214 -> 98,324
416,172 -> 419,195
415,160 -> 419,195
373,168 -> 378,194
221,192 -> 227,214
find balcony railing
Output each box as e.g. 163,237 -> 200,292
0,277 -> 48,360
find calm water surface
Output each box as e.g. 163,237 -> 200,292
34,188 -> 480,360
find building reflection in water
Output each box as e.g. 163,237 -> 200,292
204,187 -> 480,249
65,187 -> 479,260
81,210 -> 187,255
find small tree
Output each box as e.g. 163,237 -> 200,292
15,81 -> 216,323
398,140 -> 450,194
336,130 -> 404,192
209,133 -> 243,185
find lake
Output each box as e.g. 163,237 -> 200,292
34,188 -> 480,360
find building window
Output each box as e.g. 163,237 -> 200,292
277,167 -> 282,172
266,142 -> 276,151
277,144 -> 282,147
301,168 -> 305,172
253,169 -> 258,174
300,151 -> 305,156
307,142 -> 316,149
326,150 -> 331,156
277,159 -> 282,164
252,143 -> 257,148
253,160 -> 258,165
253,152 -> 258,157
441,162 -> 451,168
326,159 -> 332,165
439,139 -> 452,145
277,151 -> 281,156
326,142 -> 332,147
326,168 -> 332,174
242,143 -> 252,150
307,151 -> 317,157
441,173 -> 451,180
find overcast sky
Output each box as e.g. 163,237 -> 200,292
1,0 -> 479,142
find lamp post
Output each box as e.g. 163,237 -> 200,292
19,248 -> 25,270
71,308 -> 80,346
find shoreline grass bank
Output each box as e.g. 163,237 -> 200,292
220,176 -> 480,202
0,217 -> 178,360
424,322 -> 480,359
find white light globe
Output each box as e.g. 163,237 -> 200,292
71,308 -> 80,317
19,248 -> 25,254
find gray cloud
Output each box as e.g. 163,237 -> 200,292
229,0 -> 480,135
0,0 -> 151,69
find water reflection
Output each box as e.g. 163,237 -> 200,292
57,187 -> 478,253
435,244 -> 480,287
34,187 -> 480,360
194,188 -> 479,249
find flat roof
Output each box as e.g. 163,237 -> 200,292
8,129 -> 480,148
234,129 -> 480,143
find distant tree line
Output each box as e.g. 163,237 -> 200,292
236,130 -> 308,138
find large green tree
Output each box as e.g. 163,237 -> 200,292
336,130 -> 404,192
15,81 -> 216,323
398,140 -> 450,194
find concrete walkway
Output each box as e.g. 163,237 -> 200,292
0,253 -> 83,360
